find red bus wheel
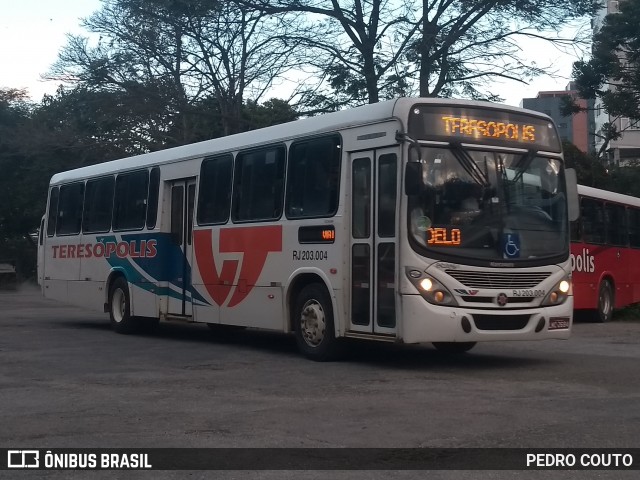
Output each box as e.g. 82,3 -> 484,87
594,280 -> 614,323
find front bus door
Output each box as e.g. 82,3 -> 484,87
349,148 -> 399,336
168,178 -> 196,317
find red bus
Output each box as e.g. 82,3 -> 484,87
571,185 -> 640,321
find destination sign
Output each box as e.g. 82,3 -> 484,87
408,104 -> 561,152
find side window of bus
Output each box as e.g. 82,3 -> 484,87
46,187 -> 59,237
629,207 -> 640,248
581,198 -> 605,244
146,167 -> 161,229
605,203 -> 627,246
232,145 -> 285,222
198,154 -> 233,225
286,135 -> 341,219
113,170 -> 149,231
569,219 -> 580,242
82,176 -> 115,234
56,182 -> 85,236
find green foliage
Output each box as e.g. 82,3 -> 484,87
605,164 -> 640,198
562,140 -> 609,187
562,139 -> 640,198
572,0 -> 640,121
0,84 -> 298,281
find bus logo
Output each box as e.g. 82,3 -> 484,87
193,225 -> 282,307
497,293 -> 508,306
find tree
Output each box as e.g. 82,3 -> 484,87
572,0 -> 640,121
562,140 -> 608,187
570,0 -> 640,160
48,0 -> 299,140
243,0 -> 595,109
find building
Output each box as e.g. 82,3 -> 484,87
592,0 -> 640,165
521,83 -> 595,155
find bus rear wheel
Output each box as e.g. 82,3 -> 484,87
593,279 -> 614,323
294,283 -> 343,361
432,342 -> 476,354
109,277 -> 139,334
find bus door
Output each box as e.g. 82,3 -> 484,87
37,216 -> 45,288
349,148 -> 399,336
167,178 -> 196,317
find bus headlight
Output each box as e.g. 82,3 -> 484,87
406,268 -> 458,307
542,276 -> 572,306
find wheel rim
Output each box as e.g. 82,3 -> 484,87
300,299 -> 326,347
112,288 -> 126,323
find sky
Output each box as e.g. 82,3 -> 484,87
0,0 -> 588,108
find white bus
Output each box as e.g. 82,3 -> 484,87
38,98 -> 578,360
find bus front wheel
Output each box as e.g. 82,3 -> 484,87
109,277 -> 139,334
594,280 -> 614,323
294,283 -> 343,361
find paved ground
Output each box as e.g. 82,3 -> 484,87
1,287 -> 639,479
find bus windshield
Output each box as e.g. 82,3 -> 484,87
408,146 -> 568,264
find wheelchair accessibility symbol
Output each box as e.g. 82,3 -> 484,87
502,233 -> 520,259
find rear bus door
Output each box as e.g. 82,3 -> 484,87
349,148 -> 399,336
167,178 -> 196,317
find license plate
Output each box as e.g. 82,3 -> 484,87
549,317 -> 570,330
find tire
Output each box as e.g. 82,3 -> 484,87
593,279 -> 614,323
108,277 -> 139,334
294,283 -> 343,361
432,342 -> 476,354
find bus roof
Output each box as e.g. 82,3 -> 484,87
578,184 -> 640,208
49,97 -> 556,185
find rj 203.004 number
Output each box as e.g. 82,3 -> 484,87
293,250 -> 328,261
512,289 -> 546,297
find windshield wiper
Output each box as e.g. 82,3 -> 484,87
449,142 -> 490,188
510,149 -> 538,184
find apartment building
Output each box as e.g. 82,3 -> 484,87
521,83 -> 595,155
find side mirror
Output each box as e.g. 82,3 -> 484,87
565,168 -> 579,222
405,162 -> 425,196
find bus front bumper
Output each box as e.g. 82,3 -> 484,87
400,294 -> 572,344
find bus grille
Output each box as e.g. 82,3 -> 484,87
472,314 -> 531,331
445,270 -> 551,289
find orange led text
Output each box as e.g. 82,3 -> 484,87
441,116 -> 535,142
428,227 -> 462,246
